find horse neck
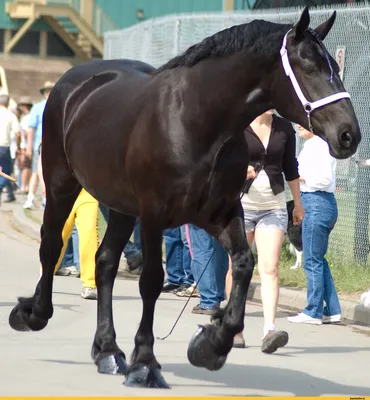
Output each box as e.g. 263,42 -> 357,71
184,44 -> 282,134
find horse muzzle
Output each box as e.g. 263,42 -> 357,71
328,129 -> 360,160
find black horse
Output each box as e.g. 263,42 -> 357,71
9,7 -> 360,389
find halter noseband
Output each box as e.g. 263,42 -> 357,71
280,28 -> 350,132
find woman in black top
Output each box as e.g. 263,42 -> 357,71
225,109 -> 305,353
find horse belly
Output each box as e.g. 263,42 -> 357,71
65,132 -> 139,216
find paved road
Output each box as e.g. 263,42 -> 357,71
0,210 -> 369,396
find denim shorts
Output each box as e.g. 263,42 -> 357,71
242,207 -> 288,233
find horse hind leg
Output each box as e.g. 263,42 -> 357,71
9,173 -> 81,332
9,110 -> 81,332
124,217 -> 169,389
92,210 -> 136,376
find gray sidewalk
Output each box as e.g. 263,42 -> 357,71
0,210 -> 370,396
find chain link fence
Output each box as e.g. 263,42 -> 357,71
104,4 -> 370,267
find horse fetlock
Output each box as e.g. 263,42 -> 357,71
33,304 -> 54,321
9,301 -> 49,332
210,306 -> 225,326
187,324 -> 229,371
91,342 -> 101,362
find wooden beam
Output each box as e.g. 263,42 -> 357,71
7,2 -> 103,56
66,8 -> 103,54
39,30 -> 47,58
42,15 -> 90,61
80,0 -> 94,27
5,17 -> 36,54
223,0 -> 235,11
3,29 -> 11,53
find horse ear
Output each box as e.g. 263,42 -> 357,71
313,11 -> 336,41
293,6 -> 310,40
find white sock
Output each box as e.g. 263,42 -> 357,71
263,324 -> 276,338
27,193 -> 34,203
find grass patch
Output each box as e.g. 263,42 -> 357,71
275,241 -> 370,296
24,209 -> 42,226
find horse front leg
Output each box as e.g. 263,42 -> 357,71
187,207 -> 254,371
124,220 -> 169,389
92,210 -> 136,376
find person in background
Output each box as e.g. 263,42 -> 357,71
0,89 -> 20,205
53,188 -> 99,300
288,124 -> 341,325
361,290 -> 370,309
56,225 -> 80,277
99,204 -> 143,272
16,97 -> 33,193
187,224 -> 228,314
162,226 -> 194,294
226,110 -> 304,353
23,81 -> 54,210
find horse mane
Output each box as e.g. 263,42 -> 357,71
155,20 -> 293,73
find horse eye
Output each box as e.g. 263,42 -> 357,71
303,65 -> 317,75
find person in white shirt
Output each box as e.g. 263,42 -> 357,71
0,90 -> 20,204
288,125 -> 341,325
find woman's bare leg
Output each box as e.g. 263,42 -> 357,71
254,227 -> 287,353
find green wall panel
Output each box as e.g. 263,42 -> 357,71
0,0 -> 225,31
96,0 -> 224,29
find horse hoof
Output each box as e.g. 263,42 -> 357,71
124,366 -> 170,389
187,325 -> 228,371
97,354 -> 128,375
9,303 -> 48,332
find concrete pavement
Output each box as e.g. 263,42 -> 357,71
0,208 -> 370,396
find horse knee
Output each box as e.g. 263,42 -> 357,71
95,248 -> 118,284
39,234 -> 63,270
139,266 -> 164,299
232,249 -> 255,280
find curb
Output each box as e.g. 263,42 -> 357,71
7,204 -> 370,327
11,206 -> 40,242
247,281 -> 370,326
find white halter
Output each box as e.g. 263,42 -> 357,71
280,29 -> 350,132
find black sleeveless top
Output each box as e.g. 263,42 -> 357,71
243,115 -> 299,195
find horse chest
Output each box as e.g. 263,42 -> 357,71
181,138 -> 248,219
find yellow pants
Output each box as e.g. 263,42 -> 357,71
52,189 -> 99,288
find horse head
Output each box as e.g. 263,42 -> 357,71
271,6 -> 361,159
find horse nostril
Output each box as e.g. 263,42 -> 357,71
340,132 -> 353,149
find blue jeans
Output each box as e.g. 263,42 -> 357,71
301,191 -> 341,319
98,203 -> 141,259
60,224 -> 80,270
188,224 -> 228,309
0,146 -> 15,200
164,226 -> 193,286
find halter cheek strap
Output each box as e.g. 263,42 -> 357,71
280,29 -> 350,132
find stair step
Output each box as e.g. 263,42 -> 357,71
56,17 -> 78,32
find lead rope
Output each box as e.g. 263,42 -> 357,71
157,161 -> 262,340
156,244 -> 217,340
